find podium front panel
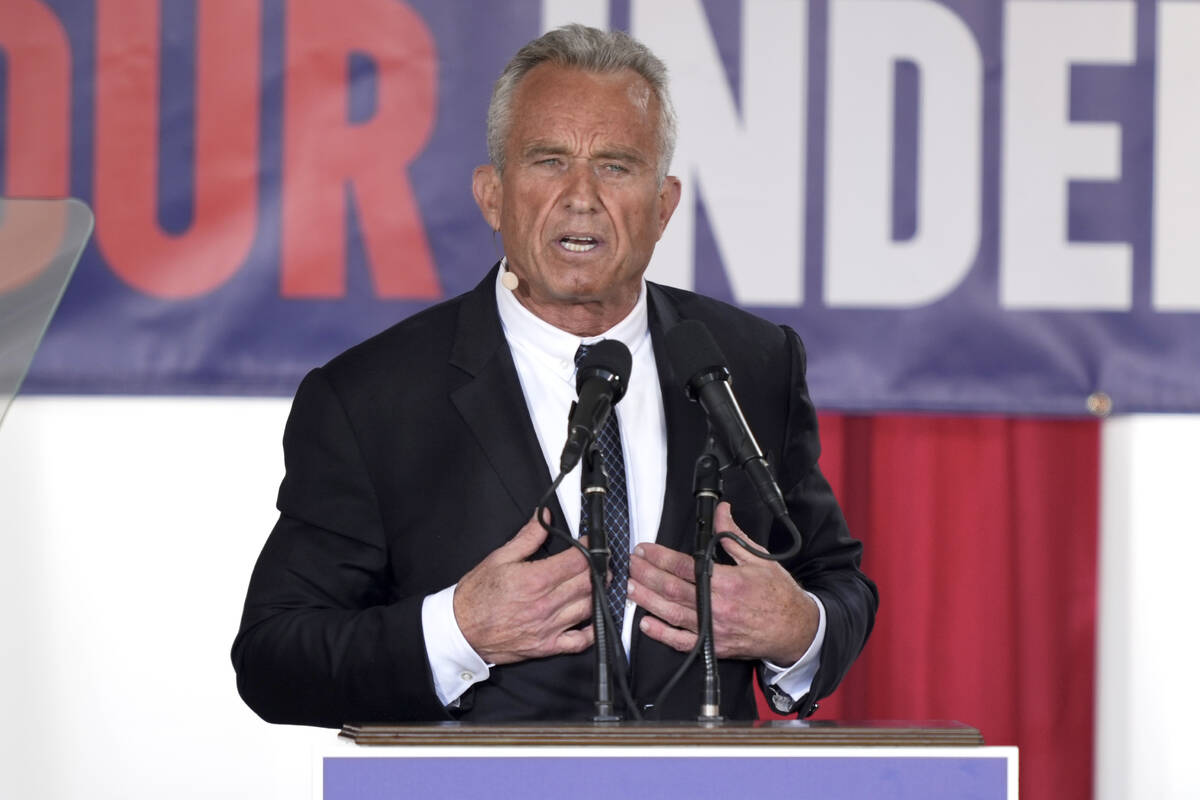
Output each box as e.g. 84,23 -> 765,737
315,743 -> 1017,800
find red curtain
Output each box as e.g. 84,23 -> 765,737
757,414 -> 1100,800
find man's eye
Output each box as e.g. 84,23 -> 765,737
536,157 -> 563,167
602,163 -> 629,174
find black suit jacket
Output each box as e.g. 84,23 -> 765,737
232,266 -> 876,726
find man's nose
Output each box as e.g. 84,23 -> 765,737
562,162 -> 600,212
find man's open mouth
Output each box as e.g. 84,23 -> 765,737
559,235 -> 599,253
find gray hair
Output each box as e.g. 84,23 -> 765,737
486,24 -> 677,184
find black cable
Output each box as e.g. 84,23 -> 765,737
526,467 -> 804,720
716,511 -> 804,563
648,534 -> 718,718
534,474 -> 643,722
647,511 -> 805,718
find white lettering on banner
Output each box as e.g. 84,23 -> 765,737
541,0 -> 607,32
634,0 -> 805,304
825,0 -> 982,308
540,0 -> 1185,315
1154,2 -> 1200,312
1001,1 -> 1136,310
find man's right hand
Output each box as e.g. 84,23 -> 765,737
453,512 -> 594,665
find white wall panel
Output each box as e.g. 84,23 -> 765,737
0,396 -> 324,799
1098,414 -> 1200,800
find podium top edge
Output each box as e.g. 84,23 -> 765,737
338,720 -> 984,747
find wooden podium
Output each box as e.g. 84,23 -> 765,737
318,721 -> 1016,799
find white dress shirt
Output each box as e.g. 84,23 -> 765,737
420,261 -> 826,708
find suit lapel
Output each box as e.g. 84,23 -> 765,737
647,283 -> 708,554
448,267 -> 567,535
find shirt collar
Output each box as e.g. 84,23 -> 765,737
495,258 -> 650,383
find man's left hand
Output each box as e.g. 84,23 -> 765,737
628,502 -> 819,665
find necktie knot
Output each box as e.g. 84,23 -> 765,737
574,343 -> 591,368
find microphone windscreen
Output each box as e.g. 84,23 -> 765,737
576,338 -> 633,401
665,320 -> 728,384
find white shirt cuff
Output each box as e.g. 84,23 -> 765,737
420,585 -> 491,707
761,591 -> 827,700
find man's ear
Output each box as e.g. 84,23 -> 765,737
656,175 -> 683,238
472,165 -> 502,231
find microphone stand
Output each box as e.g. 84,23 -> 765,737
693,436 -> 724,721
583,441 -> 620,722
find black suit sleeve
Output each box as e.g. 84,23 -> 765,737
759,326 -> 878,718
231,368 -> 449,727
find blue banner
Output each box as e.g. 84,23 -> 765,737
3,0 -> 1198,413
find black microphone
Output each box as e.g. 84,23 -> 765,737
559,339 -> 632,474
665,320 -> 788,520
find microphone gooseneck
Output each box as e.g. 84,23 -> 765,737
655,319 -> 806,720
558,337 -> 633,721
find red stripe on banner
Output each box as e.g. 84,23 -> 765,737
757,414 -> 1099,800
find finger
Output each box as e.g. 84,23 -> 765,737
492,512 -> 552,564
554,591 -> 598,631
713,501 -> 746,538
554,624 -> 595,655
627,577 -> 698,632
507,547 -> 591,617
638,614 -> 698,653
630,551 -> 696,604
633,541 -> 695,579
713,503 -> 758,566
540,536 -> 590,576
717,532 -> 757,566
545,566 -> 595,613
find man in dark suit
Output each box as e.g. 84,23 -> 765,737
232,24 -> 876,726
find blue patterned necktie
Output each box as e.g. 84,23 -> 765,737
575,343 -> 632,636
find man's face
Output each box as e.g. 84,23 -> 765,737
473,63 -> 681,332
